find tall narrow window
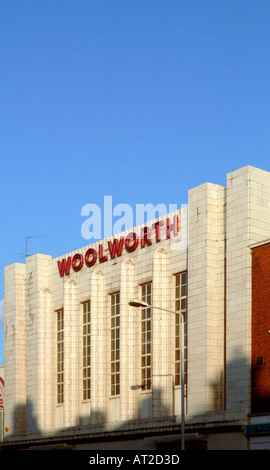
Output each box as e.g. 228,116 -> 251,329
111,292 -> 120,396
175,272 -> 187,390
82,301 -> 91,400
141,282 -> 152,391
56,308 -> 64,404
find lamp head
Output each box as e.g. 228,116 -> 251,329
129,299 -> 149,308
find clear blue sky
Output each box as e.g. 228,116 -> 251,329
0,0 -> 270,364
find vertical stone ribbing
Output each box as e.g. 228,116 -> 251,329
188,183 -> 225,414
152,247 -> 173,417
63,278 -> 78,427
90,269 -> 106,424
4,263 -> 26,435
39,287 -> 53,430
226,166 -> 270,412
120,258 -> 139,421
25,254 -> 51,432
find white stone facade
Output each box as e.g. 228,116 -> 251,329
4,165 -> 270,450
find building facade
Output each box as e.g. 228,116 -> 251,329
3,165 -> 270,450
0,365 -> 4,442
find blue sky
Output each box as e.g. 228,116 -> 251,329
0,0 -> 270,364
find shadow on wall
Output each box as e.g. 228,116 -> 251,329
6,385 -> 173,450
210,346 -> 253,412
251,360 -> 270,413
3,348 -> 265,450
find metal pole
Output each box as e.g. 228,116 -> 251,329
180,312 -> 185,451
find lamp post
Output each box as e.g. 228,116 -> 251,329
128,299 -> 185,451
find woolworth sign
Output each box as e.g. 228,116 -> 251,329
57,216 -> 179,277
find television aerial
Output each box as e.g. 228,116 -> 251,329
25,235 -> 46,258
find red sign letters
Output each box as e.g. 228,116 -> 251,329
58,216 -> 178,277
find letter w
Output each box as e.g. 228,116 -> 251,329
57,257 -> 71,277
108,237 -> 124,259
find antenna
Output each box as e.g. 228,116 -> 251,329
25,235 -> 45,258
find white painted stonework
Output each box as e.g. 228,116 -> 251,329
4,165 -> 270,450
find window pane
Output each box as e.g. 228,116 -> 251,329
141,282 -> 152,391
175,273 -> 188,392
111,292 -> 120,396
56,309 -> 64,405
82,301 -> 91,400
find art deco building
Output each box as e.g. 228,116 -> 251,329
3,165 -> 270,450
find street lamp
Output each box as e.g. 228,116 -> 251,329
128,299 -> 185,451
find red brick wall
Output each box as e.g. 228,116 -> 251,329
252,243 -> 270,413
